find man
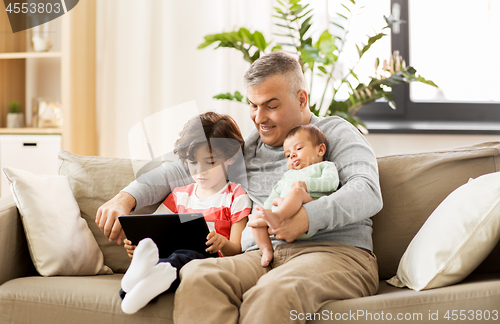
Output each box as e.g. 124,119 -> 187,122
96,52 -> 382,324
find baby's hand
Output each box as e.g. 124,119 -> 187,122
292,181 -> 307,192
123,239 -> 136,259
205,230 -> 228,253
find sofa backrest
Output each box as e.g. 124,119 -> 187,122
373,141 -> 500,280
59,151 -> 160,273
0,196 -> 38,284
59,142 -> 500,278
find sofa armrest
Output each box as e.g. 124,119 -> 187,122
0,195 -> 36,285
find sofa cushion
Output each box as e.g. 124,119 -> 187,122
373,142 -> 500,280
387,171 -> 500,291
58,151 -> 161,273
0,195 -> 36,285
2,167 -> 112,277
0,274 -> 174,324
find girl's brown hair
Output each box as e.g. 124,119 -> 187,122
174,112 -> 244,164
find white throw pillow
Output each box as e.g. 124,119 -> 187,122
2,167 -> 112,276
387,171 -> 500,291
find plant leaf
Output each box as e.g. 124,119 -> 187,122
309,103 -> 319,116
318,66 -> 328,74
300,44 -> 324,65
199,2 -> 438,132
239,28 -> 253,43
272,14 -> 287,19
356,44 -> 362,57
234,91 -> 244,102
272,44 -> 284,52
331,22 -> 345,30
290,4 -> 304,16
294,8 -> 313,21
253,31 -> 268,51
336,13 -> 348,20
276,42 -> 298,48
228,31 -> 243,42
341,3 -> 351,13
299,16 -> 313,38
417,75 -> 438,87
315,30 -> 337,64
275,23 -> 296,30
359,32 -> 386,57
213,91 -> 246,103
250,50 -> 261,62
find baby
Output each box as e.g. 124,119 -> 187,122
253,124 -> 339,267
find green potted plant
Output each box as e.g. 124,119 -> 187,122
199,0 -> 437,132
7,101 -> 24,128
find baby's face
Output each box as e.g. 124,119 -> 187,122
283,130 -> 325,170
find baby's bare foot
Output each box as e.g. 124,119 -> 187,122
261,248 -> 274,267
257,207 -> 281,229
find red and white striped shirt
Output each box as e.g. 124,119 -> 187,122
154,182 -> 252,240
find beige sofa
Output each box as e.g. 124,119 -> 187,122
1,143 -> 500,324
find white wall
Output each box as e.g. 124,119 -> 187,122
96,0 -> 271,158
95,1 -> 500,159
365,134 -> 500,157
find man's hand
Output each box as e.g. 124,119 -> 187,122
95,192 -> 136,245
248,207 -> 310,243
123,239 -> 136,258
205,230 -> 228,253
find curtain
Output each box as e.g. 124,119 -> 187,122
96,0 -> 272,158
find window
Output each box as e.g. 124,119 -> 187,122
357,0 -> 500,133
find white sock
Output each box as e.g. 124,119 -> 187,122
121,238 -> 159,293
121,263 -> 177,314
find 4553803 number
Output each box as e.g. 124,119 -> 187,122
5,2 -> 61,14
444,310 -> 499,321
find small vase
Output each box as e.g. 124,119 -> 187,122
6,113 -> 24,128
32,35 -> 52,52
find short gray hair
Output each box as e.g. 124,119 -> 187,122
243,52 -> 306,97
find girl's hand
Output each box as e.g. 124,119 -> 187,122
123,239 -> 136,258
205,230 -> 228,253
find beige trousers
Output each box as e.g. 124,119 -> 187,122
174,242 -> 379,324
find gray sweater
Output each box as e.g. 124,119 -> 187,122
122,115 -> 383,252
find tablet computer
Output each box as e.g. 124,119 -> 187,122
118,213 -> 214,258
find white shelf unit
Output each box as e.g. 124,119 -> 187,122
0,18 -> 68,197
0,52 -> 62,59
0,134 -> 62,197
2,8 -> 98,156
0,17 -> 66,129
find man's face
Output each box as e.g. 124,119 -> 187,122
246,74 -> 308,147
